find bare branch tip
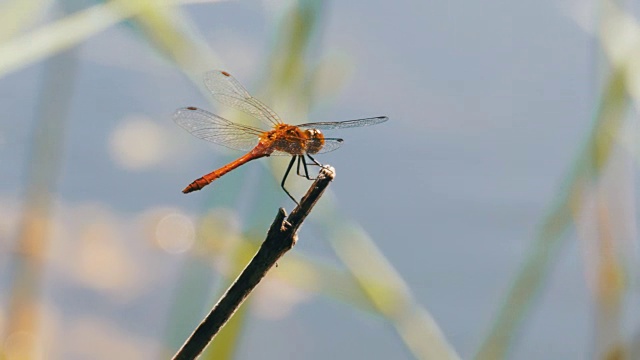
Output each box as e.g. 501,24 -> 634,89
319,165 -> 336,180
267,208 -> 287,237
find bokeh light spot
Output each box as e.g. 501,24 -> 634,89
109,115 -> 166,170
155,212 -> 195,254
76,220 -> 140,294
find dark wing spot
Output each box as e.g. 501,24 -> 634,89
186,106 -> 197,110
221,71 -> 231,77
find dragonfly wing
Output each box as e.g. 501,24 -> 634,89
204,70 -> 282,126
267,150 -> 294,156
173,107 -> 262,151
314,138 -> 344,154
298,116 -> 388,130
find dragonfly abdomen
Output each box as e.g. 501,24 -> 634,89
182,143 -> 272,194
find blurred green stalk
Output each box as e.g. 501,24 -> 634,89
475,67 -> 628,359
4,47 -> 79,357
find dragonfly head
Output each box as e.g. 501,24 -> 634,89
304,128 -> 325,154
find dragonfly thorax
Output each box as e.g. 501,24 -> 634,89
264,125 -> 325,155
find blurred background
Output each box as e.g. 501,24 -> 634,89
1,0 -> 640,359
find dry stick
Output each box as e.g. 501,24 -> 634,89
172,166 -> 336,360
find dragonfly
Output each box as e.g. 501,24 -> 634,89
173,70 -> 388,204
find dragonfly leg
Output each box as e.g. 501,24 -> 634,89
294,155 -> 315,180
302,156 -> 318,180
281,156 -> 299,205
296,156 -> 304,177
306,154 -> 323,167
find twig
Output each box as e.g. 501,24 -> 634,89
172,166 -> 336,360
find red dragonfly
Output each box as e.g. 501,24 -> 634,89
173,70 -> 388,204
